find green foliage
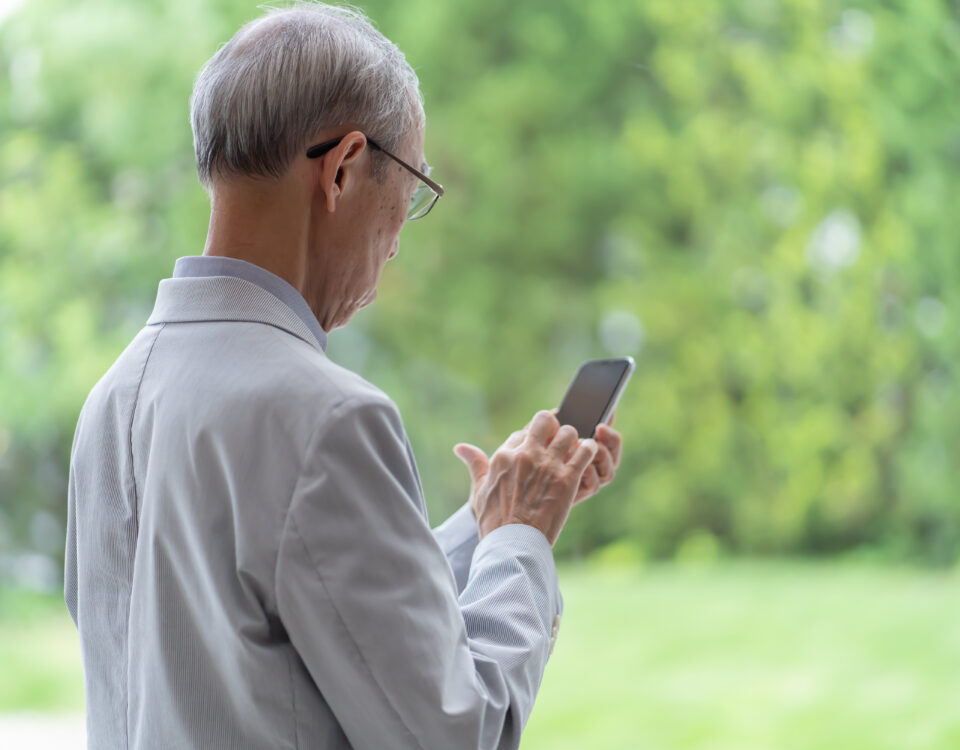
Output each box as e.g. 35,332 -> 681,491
1,0 -> 959,566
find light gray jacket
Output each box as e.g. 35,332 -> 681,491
65,267 -> 563,750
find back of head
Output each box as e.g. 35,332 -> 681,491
190,1 -> 424,191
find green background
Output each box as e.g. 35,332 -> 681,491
1,0 -> 959,746
3,562 -> 960,748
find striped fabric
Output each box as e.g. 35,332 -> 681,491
65,268 -> 563,750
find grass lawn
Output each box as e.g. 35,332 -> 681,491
0,588 -> 83,712
2,561 -> 958,749
523,560 -> 960,750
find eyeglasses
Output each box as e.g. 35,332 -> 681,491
306,135 -> 444,220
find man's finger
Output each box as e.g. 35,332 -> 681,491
500,430 -> 525,451
453,443 -> 490,486
526,410 -> 560,448
596,424 -> 622,468
581,464 -> 601,494
548,425 -> 578,458
593,444 -> 615,484
569,438 -> 599,475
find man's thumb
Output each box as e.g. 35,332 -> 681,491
453,443 -> 489,486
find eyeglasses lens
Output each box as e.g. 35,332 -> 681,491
408,182 -> 437,220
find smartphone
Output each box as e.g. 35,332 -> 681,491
556,357 -> 634,439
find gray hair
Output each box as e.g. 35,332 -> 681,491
189,1 -> 424,190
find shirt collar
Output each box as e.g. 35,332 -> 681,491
172,255 -> 327,352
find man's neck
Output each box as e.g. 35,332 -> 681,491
201,180 -> 352,332
202,177 -> 310,291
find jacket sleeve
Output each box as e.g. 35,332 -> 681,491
64,455 -> 79,626
275,396 -> 562,750
432,502 -> 481,596
64,411 -> 83,628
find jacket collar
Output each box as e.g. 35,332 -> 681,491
146,275 -> 326,353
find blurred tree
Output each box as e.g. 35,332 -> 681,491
1,0 -> 959,576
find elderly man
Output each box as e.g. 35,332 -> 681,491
65,3 -> 622,749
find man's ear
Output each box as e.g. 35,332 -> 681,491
314,130 -> 367,214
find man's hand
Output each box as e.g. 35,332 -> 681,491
452,411 -> 598,545
453,411 -> 624,545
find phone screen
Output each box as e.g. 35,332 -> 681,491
556,358 -> 633,439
